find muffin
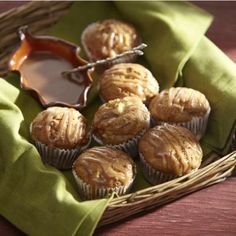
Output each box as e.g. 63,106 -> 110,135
92,96 -> 150,157
30,107 -> 90,169
81,19 -> 141,66
72,147 -> 136,200
99,63 -> 159,104
139,124 -> 203,185
149,87 -> 211,140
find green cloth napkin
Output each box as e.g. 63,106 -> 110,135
0,2 -> 235,236
0,76 -> 112,236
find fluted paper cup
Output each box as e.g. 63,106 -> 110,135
30,119 -> 91,170
139,153 -> 178,185
92,118 -> 150,158
152,107 -> 211,140
72,167 -> 135,200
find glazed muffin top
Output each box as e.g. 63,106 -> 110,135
30,107 -> 89,149
73,147 -> 136,188
81,19 -> 141,60
149,87 -> 210,122
139,124 -> 203,176
93,96 -> 150,145
99,63 -> 159,103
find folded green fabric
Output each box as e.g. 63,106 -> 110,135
0,2 -> 235,236
0,76 -> 112,236
183,36 -> 236,154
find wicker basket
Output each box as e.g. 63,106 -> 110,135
0,1 -> 235,228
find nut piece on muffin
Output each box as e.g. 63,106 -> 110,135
92,96 -> 150,157
149,87 -> 210,140
139,124 -> 203,185
72,147 -> 136,200
99,63 -> 159,104
30,106 -> 90,169
81,19 -> 141,64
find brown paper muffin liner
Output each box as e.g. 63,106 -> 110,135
139,153 -> 178,185
81,23 -> 138,70
152,107 -> 211,140
92,119 -> 150,158
72,168 -> 135,200
33,137 -> 91,170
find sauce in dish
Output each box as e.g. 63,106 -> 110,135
20,51 -> 85,104
9,26 -> 93,109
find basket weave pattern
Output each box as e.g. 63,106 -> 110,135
0,1 -> 72,76
0,2 -> 235,228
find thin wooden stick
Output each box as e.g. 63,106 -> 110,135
61,43 -> 147,77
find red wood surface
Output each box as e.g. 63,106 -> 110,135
0,2 -> 236,236
96,178 -> 236,236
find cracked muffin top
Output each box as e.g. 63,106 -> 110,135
72,147 -> 136,188
81,19 -> 141,60
149,87 -> 210,122
139,124 -> 203,176
92,96 -> 150,145
99,63 -> 159,103
30,107 -> 89,149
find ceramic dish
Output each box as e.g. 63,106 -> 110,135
9,26 -> 93,109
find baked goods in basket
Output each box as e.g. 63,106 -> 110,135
92,96 -> 150,157
81,19 -> 141,65
139,124 -> 203,185
72,147 -> 136,200
99,63 -> 159,103
149,87 -> 211,140
30,107 -> 90,169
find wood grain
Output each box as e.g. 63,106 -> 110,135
95,177 -> 236,236
0,1 -> 235,236
0,177 -> 235,236
195,1 -> 236,62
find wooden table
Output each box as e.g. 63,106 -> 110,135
0,2 -> 235,236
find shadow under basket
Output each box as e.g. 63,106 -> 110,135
0,1 -> 235,229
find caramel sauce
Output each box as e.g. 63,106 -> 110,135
20,51 -> 84,104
